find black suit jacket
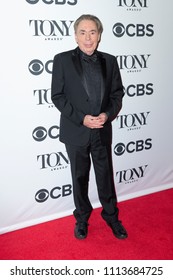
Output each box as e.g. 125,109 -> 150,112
51,47 -> 124,146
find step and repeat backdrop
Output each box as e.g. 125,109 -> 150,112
1,0 -> 173,234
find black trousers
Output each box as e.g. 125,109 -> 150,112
65,129 -> 119,224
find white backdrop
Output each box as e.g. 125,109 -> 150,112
0,0 -> 173,234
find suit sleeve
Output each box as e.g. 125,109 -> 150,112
104,57 -> 124,121
51,54 -> 85,126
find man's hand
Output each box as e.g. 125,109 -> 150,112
83,113 -> 108,129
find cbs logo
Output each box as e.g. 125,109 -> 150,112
26,0 -> 77,5
113,23 -> 154,37
35,185 -> 72,203
114,139 -> 152,156
124,83 -> 153,97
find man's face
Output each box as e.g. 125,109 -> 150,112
75,19 -> 101,55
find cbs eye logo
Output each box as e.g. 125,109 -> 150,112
26,0 -> 39,3
35,188 -> 49,202
32,126 -> 60,142
114,142 -> 126,155
112,23 -> 125,37
28,59 -> 53,75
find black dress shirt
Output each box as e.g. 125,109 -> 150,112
80,50 -> 102,116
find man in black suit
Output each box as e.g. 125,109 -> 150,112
51,14 -> 128,240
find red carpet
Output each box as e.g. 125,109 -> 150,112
0,188 -> 173,260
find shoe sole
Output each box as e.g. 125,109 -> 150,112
74,230 -> 87,240
113,233 -> 128,239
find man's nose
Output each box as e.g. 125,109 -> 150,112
85,33 -> 91,40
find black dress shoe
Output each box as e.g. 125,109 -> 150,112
107,221 -> 128,239
74,222 -> 88,239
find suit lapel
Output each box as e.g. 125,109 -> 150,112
71,48 -> 82,77
72,48 -> 90,97
98,52 -> 106,102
